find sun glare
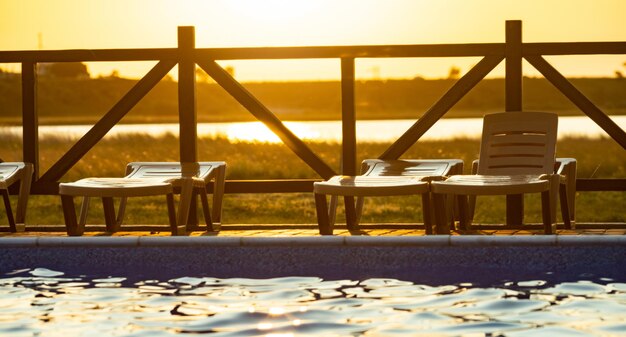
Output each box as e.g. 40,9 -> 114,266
224,0 -> 321,22
225,122 -> 319,143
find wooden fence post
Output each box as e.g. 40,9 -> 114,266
341,58 -> 357,226
505,20 -> 523,111
177,26 -> 199,228
178,26 -> 198,163
505,20 -> 524,226
341,58 -> 357,176
21,62 -> 39,179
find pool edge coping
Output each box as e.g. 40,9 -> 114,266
1,235 -> 626,248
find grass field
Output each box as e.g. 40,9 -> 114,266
0,133 -> 625,227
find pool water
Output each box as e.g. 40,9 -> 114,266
1,268 -> 626,336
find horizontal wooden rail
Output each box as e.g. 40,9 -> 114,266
0,48 -> 178,63
28,180 -> 321,195
195,43 -> 505,60
577,179 -> 626,192
3,42 -> 625,64
523,42 -> 626,55
26,178 -> 626,196
0,43 -> 505,63
224,180 -> 319,193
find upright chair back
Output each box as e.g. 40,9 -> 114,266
477,111 -> 558,176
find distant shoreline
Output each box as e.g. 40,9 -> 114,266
0,111 -> 626,128
1,109 -> 624,126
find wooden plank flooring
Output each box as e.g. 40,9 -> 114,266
2,225 -> 625,237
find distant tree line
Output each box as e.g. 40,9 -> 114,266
38,62 -> 90,79
0,76 -> 625,124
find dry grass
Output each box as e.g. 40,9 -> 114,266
0,133 -> 624,226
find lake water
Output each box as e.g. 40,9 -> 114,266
1,268 -> 625,336
2,116 -> 625,143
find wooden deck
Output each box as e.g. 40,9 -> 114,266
2,224 -> 625,237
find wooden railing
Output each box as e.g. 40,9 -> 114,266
2,21 -> 626,217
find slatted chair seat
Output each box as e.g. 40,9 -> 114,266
59,178 -> 173,197
124,162 -> 226,228
315,175 -> 430,196
314,159 -> 463,235
59,161 -> 226,236
432,174 -> 552,194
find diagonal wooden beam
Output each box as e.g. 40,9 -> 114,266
526,55 -> 626,150
197,59 -> 336,179
380,55 -> 503,160
38,60 -> 176,183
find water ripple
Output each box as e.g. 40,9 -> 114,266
508,326 -> 596,337
539,281 -> 608,296
444,298 -> 550,316
1,270 -> 625,336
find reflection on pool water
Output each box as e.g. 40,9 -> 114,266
1,268 -> 626,336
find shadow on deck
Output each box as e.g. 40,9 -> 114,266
2,223 -> 625,237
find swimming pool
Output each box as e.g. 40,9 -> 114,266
1,236 -> 625,283
1,236 -> 625,336
2,267 -> 626,336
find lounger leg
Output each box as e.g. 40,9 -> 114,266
199,187 -> 217,231
315,193 -> 333,235
541,175 -> 559,234
212,165 -> 226,224
14,163 -> 32,230
174,178 -> 193,235
456,195 -> 470,231
355,196 -> 364,226
328,195 -> 338,226
102,197 -> 119,232
506,194 -> 524,227
562,159 -> 577,228
1,189 -> 16,232
421,192 -> 434,235
559,184 -> 572,230
433,193 -> 451,234
188,192 -> 199,229
467,195 -> 476,224
116,197 -> 127,226
79,197 -> 91,227
166,193 -> 178,232
344,196 -> 358,231
541,191 -> 555,234
61,195 -> 84,236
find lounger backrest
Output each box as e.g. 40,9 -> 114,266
477,111 -> 558,175
362,160 -> 451,177
125,162 -> 211,179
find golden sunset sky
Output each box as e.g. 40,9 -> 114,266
1,0 -> 625,81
